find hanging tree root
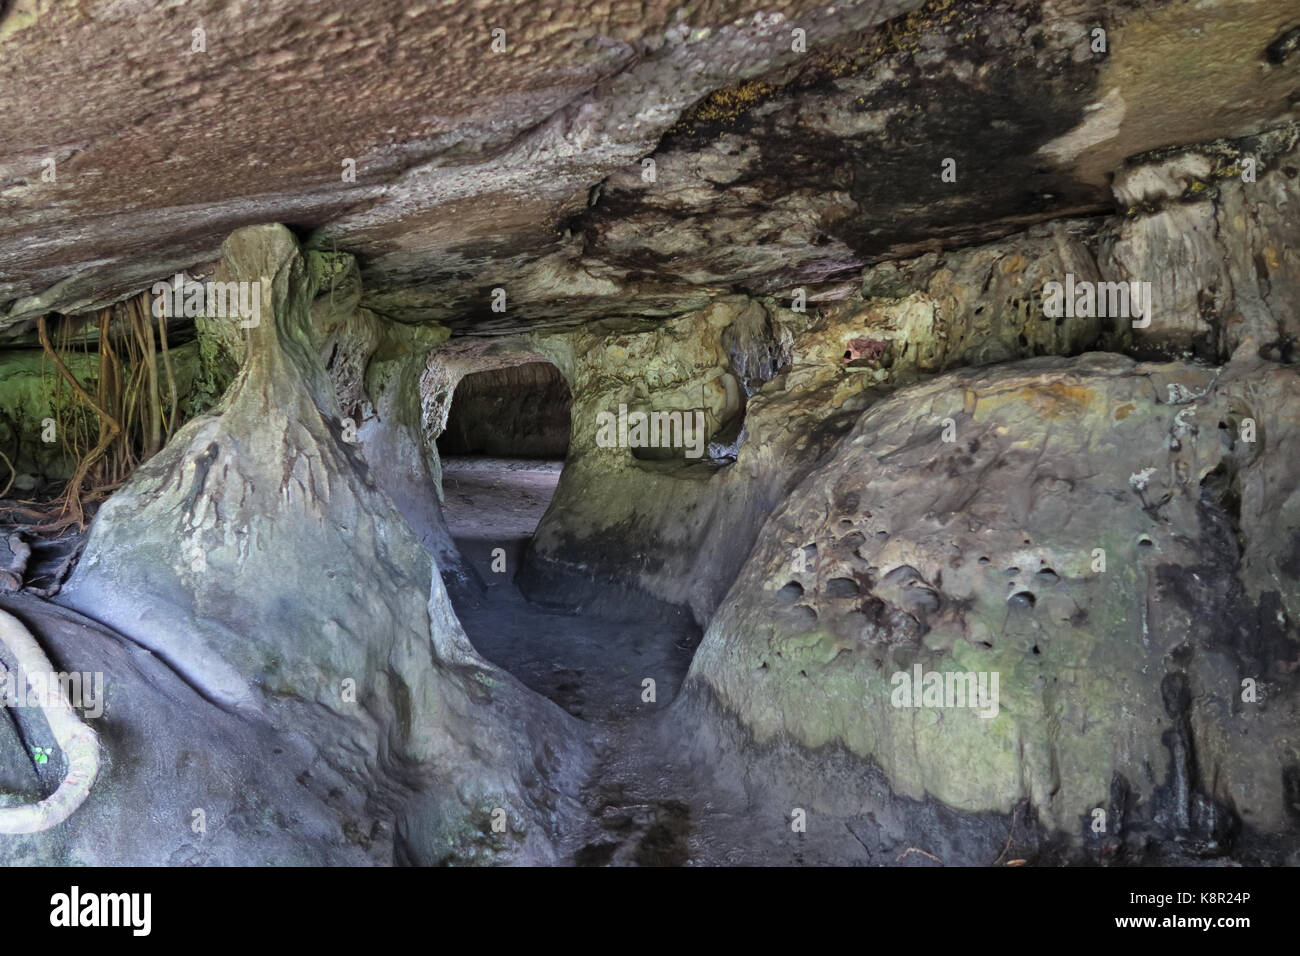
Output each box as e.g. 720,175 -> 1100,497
36,315 -> 122,531
26,299 -> 182,534
0,487 -> 120,536
0,608 -> 100,834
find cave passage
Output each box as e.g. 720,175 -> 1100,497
438,362 -> 702,725
437,361 -> 571,460
8,0 -> 1300,876
438,361 -> 571,543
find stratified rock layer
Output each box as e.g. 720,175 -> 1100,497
3,0 -> 1297,338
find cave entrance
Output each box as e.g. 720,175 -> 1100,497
437,361 -> 572,461
436,360 -> 570,545
432,356 -> 700,725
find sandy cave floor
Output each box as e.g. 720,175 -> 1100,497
439,456 -> 911,866
441,456 -> 701,726
440,456 -> 723,864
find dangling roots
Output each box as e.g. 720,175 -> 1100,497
0,293 -> 182,533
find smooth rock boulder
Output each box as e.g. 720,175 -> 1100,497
684,351 -> 1300,856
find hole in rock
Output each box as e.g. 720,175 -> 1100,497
437,361 -> 569,545
777,581 -> 805,602
437,362 -> 571,460
435,359 -> 702,724
0,4 -> 1292,872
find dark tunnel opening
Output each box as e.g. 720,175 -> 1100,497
434,358 -> 702,726
436,361 -> 571,460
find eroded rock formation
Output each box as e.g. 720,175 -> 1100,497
34,226 -> 589,864
1,0 -> 1298,867
685,352 -> 1298,852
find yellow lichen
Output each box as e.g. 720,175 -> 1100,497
679,79 -> 776,128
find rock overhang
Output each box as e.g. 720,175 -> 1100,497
0,0 -> 1296,344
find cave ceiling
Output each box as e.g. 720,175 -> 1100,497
0,0 -> 1297,344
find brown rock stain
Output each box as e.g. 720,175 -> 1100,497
1020,382 -> 1095,419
